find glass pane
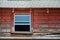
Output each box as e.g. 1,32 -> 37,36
15,25 -> 30,31
15,14 -> 30,22
15,22 -> 30,25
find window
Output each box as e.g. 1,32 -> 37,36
12,13 -> 31,33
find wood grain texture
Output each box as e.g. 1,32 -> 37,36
0,8 -> 60,33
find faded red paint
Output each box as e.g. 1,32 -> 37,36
14,8 -> 30,13
0,8 -> 60,29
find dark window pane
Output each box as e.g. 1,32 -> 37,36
15,25 -> 30,31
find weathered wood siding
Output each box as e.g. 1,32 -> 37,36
0,8 -> 60,33
32,8 -> 60,28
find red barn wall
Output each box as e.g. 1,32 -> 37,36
0,8 -> 12,32
0,8 -> 60,32
32,8 -> 47,28
32,8 -> 60,28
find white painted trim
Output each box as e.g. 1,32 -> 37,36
0,37 -> 60,39
11,13 -> 32,33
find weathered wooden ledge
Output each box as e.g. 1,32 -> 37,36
0,36 -> 60,39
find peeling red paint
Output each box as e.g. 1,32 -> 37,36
0,8 -> 60,29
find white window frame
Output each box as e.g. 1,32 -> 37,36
11,13 -> 32,34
